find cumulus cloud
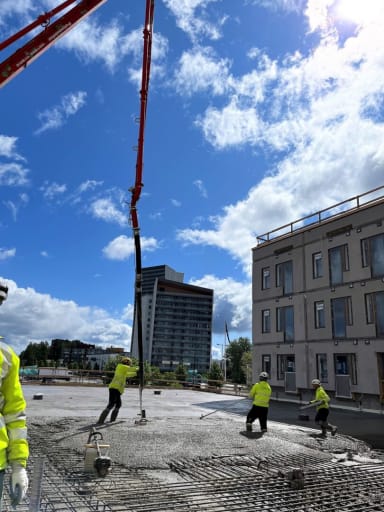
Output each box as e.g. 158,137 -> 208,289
190,274 -> 252,333
0,278 -> 133,354
176,0 -> 384,279
102,235 -> 160,261
89,198 -> 127,227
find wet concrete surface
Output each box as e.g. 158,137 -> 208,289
17,384 -> 384,511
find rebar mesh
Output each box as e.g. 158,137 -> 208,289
2,422 -> 383,511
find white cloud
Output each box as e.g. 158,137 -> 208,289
57,17 -> 124,72
0,0 -> 34,23
197,97 -> 263,149
102,235 -> 159,261
190,274 -> 252,332
0,248 -> 16,260
40,181 -> 67,200
35,91 -> 87,134
193,179 -> 208,198
4,194 -> 29,221
0,278 -> 133,354
0,163 -> 29,186
174,48 -> 231,96
176,1 -> 384,277
0,135 -> 25,160
89,198 -> 127,227
163,0 -> 225,41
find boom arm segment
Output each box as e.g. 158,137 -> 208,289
0,0 -> 107,88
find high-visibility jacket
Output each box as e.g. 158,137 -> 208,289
249,381 -> 272,408
109,364 -> 138,395
0,342 -> 29,470
311,386 -> 330,411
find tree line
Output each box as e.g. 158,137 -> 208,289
19,337 -> 252,384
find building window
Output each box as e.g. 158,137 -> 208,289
276,306 -> 294,342
365,291 -> 384,335
331,297 -> 352,338
313,252 -> 323,278
262,309 -> 271,333
276,260 -> 293,295
329,244 -> 349,286
316,353 -> 328,382
277,354 -> 295,380
262,267 -> 271,290
361,233 -> 384,277
262,354 -> 271,375
314,301 -> 325,329
334,353 -> 357,385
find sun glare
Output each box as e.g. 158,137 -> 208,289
334,0 -> 380,25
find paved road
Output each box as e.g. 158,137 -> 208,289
268,399 -> 384,449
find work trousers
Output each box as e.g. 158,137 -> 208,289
246,405 -> 269,430
315,408 -> 336,432
0,469 -> 4,511
107,388 -> 122,410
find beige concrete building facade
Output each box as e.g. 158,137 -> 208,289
252,187 -> 384,410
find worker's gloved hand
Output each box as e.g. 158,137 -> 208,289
10,463 -> 28,505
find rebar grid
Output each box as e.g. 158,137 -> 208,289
4,422 -> 383,512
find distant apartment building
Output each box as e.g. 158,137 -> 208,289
252,187 -> 384,410
131,265 -> 213,374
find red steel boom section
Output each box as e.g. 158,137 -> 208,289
0,0 -> 107,88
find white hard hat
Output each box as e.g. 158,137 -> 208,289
311,379 -> 321,385
259,371 -> 269,379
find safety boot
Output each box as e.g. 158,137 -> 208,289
110,408 -> 119,422
97,408 -> 110,425
246,423 -> 252,432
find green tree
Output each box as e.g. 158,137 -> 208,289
207,361 -> 223,388
226,337 -> 251,384
19,341 -> 49,366
241,350 -> 253,386
175,364 -> 188,383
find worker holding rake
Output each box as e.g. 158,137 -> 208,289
309,379 -> 338,438
246,372 -> 272,433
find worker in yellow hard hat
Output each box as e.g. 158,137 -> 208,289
97,357 -> 138,424
0,283 -> 29,509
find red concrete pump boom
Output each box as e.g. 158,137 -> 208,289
1,0 -> 155,420
0,0 -> 107,88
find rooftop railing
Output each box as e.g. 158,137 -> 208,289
256,184 -> 384,245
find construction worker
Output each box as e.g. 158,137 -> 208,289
97,357 -> 138,424
0,284 -> 29,509
246,371 -> 272,433
310,379 -> 338,437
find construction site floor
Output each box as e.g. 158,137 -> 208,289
5,385 -> 384,511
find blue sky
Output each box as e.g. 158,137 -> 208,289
1,0 -> 384,357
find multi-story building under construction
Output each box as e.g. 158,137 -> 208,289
252,186 -> 384,410
131,265 -> 213,374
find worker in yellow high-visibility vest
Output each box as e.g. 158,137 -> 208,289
0,283 -> 29,509
97,357 -> 138,424
246,372 -> 272,433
